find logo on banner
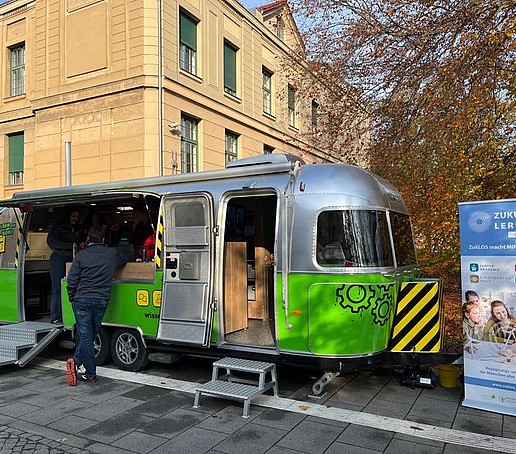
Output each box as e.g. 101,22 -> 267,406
469,263 -> 479,272
468,211 -> 492,233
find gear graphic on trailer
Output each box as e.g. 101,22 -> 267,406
370,284 -> 394,325
336,284 -> 372,313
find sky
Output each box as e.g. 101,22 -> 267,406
239,0 -> 268,10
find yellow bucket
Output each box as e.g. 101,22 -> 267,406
438,365 -> 458,388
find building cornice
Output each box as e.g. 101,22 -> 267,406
0,106 -> 34,124
31,75 -> 154,111
0,0 -> 35,19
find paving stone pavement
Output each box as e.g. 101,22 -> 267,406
0,425 -> 89,453
0,357 -> 515,454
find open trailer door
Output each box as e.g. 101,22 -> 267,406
0,207 -> 23,323
157,193 -> 214,346
0,207 -> 63,367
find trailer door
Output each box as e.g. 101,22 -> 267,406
0,207 -> 24,323
157,194 -> 214,345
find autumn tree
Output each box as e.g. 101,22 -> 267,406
289,0 -> 516,285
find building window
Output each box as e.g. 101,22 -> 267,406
10,44 -> 25,97
225,131 -> 239,165
288,84 -> 296,128
262,67 -> 273,115
311,100 -> 319,132
180,115 -> 198,173
179,11 -> 198,75
263,144 -> 274,154
8,132 -> 24,186
224,41 -> 238,97
275,17 -> 284,41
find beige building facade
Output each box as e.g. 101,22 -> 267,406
0,0 -> 363,197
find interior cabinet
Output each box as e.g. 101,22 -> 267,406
224,241 -> 248,333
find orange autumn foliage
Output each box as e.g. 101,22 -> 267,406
291,0 -> 516,343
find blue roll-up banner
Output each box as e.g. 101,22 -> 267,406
459,199 -> 516,415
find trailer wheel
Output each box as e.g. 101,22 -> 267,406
94,327 -> 112,365
110,328 -> 149,372
74,326 -> 112,366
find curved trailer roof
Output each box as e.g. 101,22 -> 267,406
0,153 -> 407,213
0,154 -> 301,208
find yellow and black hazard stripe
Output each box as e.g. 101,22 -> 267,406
155,208 -> 164,269
15,213 -> 25,268
389,279 -> 443,352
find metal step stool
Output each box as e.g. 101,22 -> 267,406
193,357 -> 278,418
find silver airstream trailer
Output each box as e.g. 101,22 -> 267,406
0,154 -> 445,393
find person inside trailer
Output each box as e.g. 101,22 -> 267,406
132,208 -> 155,262
81,209 -> 107,243
46,207 -> 82,324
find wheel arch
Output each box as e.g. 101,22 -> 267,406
100,323 -> 148,347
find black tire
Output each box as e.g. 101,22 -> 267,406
94,327 -> 112,365
74,326 -> 112,366
110,328 -> 149,372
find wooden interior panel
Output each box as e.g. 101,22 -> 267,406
224,241 -> 248,333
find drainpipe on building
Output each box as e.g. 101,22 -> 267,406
157,0 -> 164,176
65,141 -> 72,186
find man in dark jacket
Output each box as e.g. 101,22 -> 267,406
47,207 -> 82,323
66,225 -> 127,385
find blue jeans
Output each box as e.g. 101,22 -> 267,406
73,298 -> 108,378
49,252 -> 72,321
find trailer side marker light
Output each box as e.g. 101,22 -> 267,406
292,310 -> 302,316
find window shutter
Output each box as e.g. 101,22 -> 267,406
180,12 -> 197,50
9,133 -> 24,173
224,42 -> 237,93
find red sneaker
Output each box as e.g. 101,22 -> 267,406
66,357 -> 77,387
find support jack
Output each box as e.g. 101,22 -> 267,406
311,371 -> 340,396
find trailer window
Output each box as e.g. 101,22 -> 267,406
317,210 -> 393,267
390,212 -> 417,267
174,202 -> 205,227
